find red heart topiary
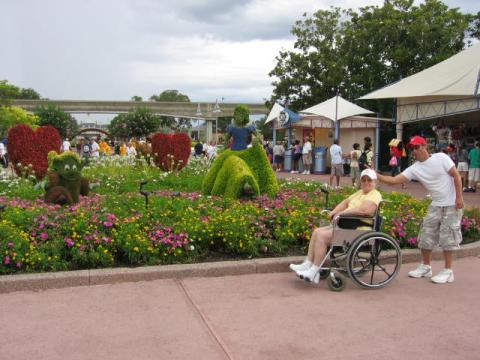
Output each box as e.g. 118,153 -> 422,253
7,124 -> 62,179
151,132 -> 191,171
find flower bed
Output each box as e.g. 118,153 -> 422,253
1,157 -> 478,274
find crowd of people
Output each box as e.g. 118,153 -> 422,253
260,135 -> 480,193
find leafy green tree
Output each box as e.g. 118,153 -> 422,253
108,113 -> 130,138
149,90 -> 192,129
34,104 -> 78,139
131,95 -> 143,102
19,88 -> 40,100
469,11 -> 480,39
109,107 -> 161,138
269,0 -> 473,114
255,116 -> 273,140
0,106 -> 39,137
149,90 -> 190,102
0,80 -> 41,102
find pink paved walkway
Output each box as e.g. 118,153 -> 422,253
276,171 -> 480,208
1,257 -> 479,360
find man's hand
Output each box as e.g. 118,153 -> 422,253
455,196 -> 464,209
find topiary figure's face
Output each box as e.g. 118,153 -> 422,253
233,105 -> 250,127
51,153 -> 83,181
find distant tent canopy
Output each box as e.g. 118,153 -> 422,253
359,43 -> 480,125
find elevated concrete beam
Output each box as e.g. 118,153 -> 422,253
11,100 -> 269,117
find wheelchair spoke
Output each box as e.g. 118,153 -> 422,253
376,263 -> 393,277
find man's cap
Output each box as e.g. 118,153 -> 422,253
360,168 -> 377,180
407,136 -> 427,148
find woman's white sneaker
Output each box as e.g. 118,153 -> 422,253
289,261 -> 312,273
408,264 -> 432,278
431,269 -> 454,284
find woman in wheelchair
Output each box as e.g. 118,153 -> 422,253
290,169 -> 382,283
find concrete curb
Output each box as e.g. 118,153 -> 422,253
1,242 -> 479,294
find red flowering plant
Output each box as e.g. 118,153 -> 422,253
151,132 -> 191,171
7,124 -> 61,179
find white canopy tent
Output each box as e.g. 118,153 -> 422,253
359,43 -> 480,138
301,95 -> 374,121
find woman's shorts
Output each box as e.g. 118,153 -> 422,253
417,205 -> 463,251
274,155 -> 283,164
468,167 -> 480,182
457,162 -> 468,172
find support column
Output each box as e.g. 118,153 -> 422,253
334,121 -> 340,140
396,122 -> 404,140
272,121 -> 277,144
375,117 -> 380,169
206,119 -> 213,143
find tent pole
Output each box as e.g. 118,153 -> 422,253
375,113 -> 380,170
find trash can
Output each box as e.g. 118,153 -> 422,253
284,149 -> 292,172
314,147 -> 327,174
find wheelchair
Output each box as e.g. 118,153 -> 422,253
316,194 -> 402,292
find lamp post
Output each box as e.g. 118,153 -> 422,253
195,104 -> 203,141
212,99 -> 222,142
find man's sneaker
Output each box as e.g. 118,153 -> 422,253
408,264 -> 432,278
431,269 -> 454,284
289,262 -> 311,273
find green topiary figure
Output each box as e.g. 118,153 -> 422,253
202,142 -> 279,199
44,151 -> 90,205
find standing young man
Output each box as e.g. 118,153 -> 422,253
376,136 -> 464,284
302,137 -> 312,174
329,139 -> 343,188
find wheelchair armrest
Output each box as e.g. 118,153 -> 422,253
337,214 -> 375,220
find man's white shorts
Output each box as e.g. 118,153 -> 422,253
457,162 -> 468,172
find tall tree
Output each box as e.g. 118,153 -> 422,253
149,90 -> 190,102
0,106 -> 39,138
109,107 -> 161,139
149,90 -> 191,129
269,0 -> 473,115
34,104 -> 78,139
0,80 -> 41,102
131,95 -> 143,102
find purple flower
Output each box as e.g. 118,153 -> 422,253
65,238 -> 74,248
3,256 -> 11,265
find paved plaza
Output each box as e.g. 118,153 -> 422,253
1,257 -> 479,360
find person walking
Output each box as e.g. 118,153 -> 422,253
0,140 -> 7,169
349,143 -> 362,187
61,138 -> 71,152
302,137 -> 312,174
273,140 -> 285,172
466,141 -> 480,192
457,143 -> 469,191
376,135 -> 464,284
329,139 -> 343,188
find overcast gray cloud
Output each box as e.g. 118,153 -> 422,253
0,0 -> 478,109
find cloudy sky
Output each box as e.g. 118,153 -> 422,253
1,0 -> 478,106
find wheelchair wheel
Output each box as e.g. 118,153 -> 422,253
346,232 -> 402,289
319,269 -> 330,280
327,272 -> 347,292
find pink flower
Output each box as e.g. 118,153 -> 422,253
103,221 -> 113,227
40,232 -> 49,240
3,256 -> 11,265
7,242 -> 14,248
65,238 -> 74,248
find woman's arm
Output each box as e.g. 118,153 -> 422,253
328,198 -> 349,220
337,200 -> 378,217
